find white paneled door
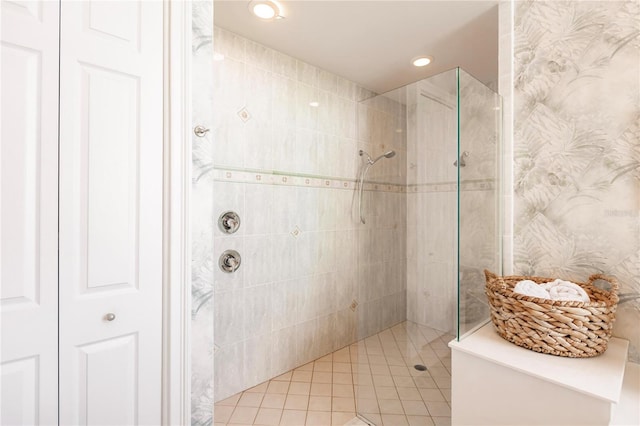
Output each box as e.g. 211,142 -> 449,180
0,1 -> 60,425
58,1 -> 163,425
1,0 -> 165,424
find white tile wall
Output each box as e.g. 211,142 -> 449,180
212,26 -> 407,402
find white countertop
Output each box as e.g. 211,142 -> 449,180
449,322 -> 629,403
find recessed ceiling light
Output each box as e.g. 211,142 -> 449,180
412,56 -> 433,67
248,0 -> 285,21
309,101 -> 319,107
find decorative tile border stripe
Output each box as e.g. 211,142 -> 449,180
212,167 -> 405,193
407,179 -> 496,193
212,167 -> 496,193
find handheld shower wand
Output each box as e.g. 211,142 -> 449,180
360,149 -> 396,165
358,149 -> 396,224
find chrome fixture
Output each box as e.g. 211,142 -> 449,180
358,149 -> 396,224
454,151 -> 469,167
219,249 -> 241,273
104,313 -> 116,322
360,149 -> 396,165
193,125 -> 210,137
218,211 -> 241,234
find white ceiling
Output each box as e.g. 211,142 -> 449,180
214,1 -> 498,94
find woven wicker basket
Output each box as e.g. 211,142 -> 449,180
484,270 -> 619,358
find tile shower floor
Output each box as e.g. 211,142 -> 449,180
214,321 -> 453,426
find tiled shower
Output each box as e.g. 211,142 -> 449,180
208,23 -> 500,405
210,26 -> 409,400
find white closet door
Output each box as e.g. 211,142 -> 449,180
0,1 -> 60,425
58,1 -> 163,424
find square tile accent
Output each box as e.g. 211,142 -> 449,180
284,394 -> 309,411
425,401 -> 451,417
375,386 -> 398,400
333,363 -> 352,373
254,408 -> 282,425
292,370 -> 312,383
288,382 -> 311,396
332,397 -> 355,412
267,381 -> 290,394
332,384 -> 354,398
229,406 -> 259,424
332,372 -> 353,385
308,395 -> 331,411
397,387 -> 422,401
237,107 -> 252,122
310,382 -> 332,396
381,414 -> 409,426
238,392 -> 264,407
407,415 -> 435,426
419,389 -> 445,402
378,399 -> 404,415
312,371 -> 332,384
313,362 -> 332,372
305,411 -> 331,426
279,410 -> 307,426
332,411 -> 357,425
402,400 -> 429,416
261,393 -> 286,409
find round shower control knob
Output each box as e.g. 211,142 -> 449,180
218,211 -> 241,234
219,250 -> 241,273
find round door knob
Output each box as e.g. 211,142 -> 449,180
104,313 -> 116,321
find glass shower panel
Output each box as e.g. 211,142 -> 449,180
355,70 -> 460,425
407,70 -> 458,335
456,68 -> 502,338
354,68 -> 501,423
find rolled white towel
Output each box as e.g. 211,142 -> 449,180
514,280 -> 552,299
541,279 -> 590,303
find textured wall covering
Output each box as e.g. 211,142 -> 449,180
513,0 -> 640,361
191,2 -> 215,425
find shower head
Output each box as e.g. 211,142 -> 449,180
371,150 -> 396,164
357,149 -> 397,224
359,149 -> 396,165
